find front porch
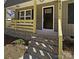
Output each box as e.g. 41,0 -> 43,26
4,0 -> 64,59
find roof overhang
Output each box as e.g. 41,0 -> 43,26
6,0 -> 69,10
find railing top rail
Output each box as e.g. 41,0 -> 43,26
11,20 -> 34,22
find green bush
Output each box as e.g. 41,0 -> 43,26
12,39 -> 25,45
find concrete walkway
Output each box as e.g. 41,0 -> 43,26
23,35 -> 58,59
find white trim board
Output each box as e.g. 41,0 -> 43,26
42,5 -> 54,31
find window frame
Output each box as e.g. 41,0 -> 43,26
19,9 -> 32,20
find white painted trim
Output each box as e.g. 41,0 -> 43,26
42,5 -> 54,31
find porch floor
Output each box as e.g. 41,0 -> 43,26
5,28 -> 58,40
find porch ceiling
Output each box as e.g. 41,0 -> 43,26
5,0 -> 68,9
5,0 -> 31,7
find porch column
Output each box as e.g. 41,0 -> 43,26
57,0 -> 63,59
33,0 -> 37,33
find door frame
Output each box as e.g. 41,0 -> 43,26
42,5 -> 54,31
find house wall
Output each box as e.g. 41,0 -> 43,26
15,1 -> 58,31
36,1 -> 58,30
62,0 -> 74,36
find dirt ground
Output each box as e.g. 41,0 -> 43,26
4,35 -> 16,45
63,39 -> 74,59
4,44 -> 26,59
4,35 -> 26,59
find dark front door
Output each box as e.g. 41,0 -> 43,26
43,7 -> 53,29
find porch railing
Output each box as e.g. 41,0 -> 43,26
5,20 -> 12,28
6,20 -> 36,33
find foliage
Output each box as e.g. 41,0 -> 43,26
11,39 -> 25,45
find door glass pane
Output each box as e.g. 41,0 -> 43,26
45,8 -> 52,14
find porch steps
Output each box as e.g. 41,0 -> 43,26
5,28 -> 33,40
24,35 -> 58,59
5,28 -> 58,40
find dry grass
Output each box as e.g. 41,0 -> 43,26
4,44 -> 26,59
4,35 -> 27,59
63,39 -> 74,59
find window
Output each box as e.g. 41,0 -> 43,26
68,3 -> 74,24
21,11 -> 24,16
19,9 -> 33,20
25,10 -> 32,19
19,11 -> 24,20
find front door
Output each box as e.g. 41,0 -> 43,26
43,6 -> 54,30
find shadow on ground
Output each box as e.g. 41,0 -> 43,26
4,34 -> 16,46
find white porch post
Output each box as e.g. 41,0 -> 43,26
33,0 -> 37,33
58,0 -> 63,59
